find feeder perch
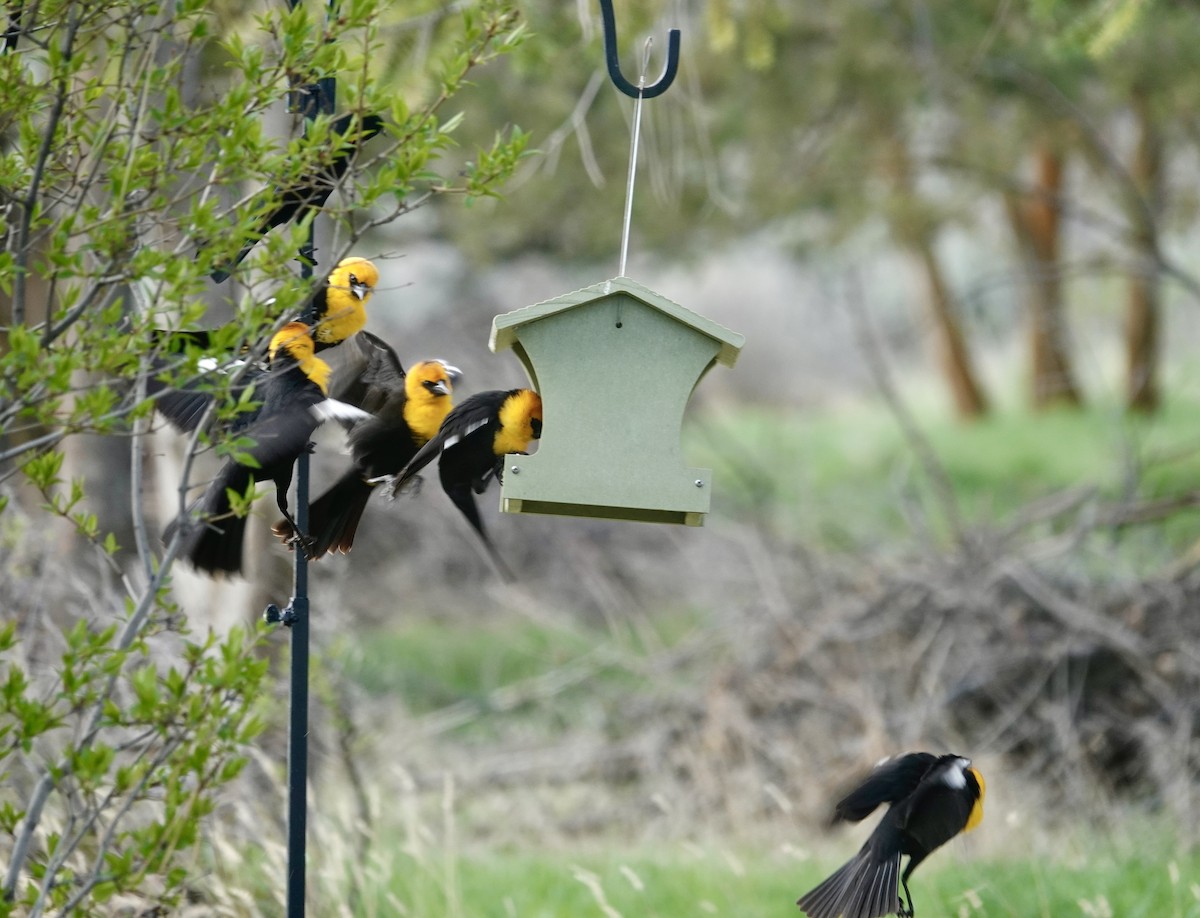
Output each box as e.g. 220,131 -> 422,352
489,276 -> 744,526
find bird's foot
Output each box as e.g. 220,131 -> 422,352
285,531 -> 318,559
368,473 -> 422,501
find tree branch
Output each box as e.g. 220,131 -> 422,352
11,2 -> 81,326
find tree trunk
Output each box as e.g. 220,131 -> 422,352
1125,93 -> 1163,414
1005,145 -> 1083,411
911,238 -> 990,418
881,135 -> 989,419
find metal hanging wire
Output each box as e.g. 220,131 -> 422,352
619,38 -> 653,278
596,0 -> 680,277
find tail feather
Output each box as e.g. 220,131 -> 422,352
167,469 -> 249,577
797,847 -> 901,918
185,512 -> 247,576
155,387 -> 216,432
443,479 -> 513,582
281,471 -> 374,559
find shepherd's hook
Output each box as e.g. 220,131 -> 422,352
598,0 -> 679,98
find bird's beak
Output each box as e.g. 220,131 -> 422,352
430,381 -> 450,396
351,281 -> 369,300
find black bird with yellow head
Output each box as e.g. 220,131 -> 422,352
797,752 -> 985,918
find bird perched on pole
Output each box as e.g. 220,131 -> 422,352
273,353 -> 461,559
388,388 -> 542,580
209,112 -> 383,283
164,322 -> 369,576
796,753 -> 985,918
152,256 -> 379,432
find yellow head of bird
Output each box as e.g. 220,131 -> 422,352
332,256 -> 378,302
494,389 -> 543,457
269,321 -> 330,394
268,322 -> 316,362
965,766 -> 985,832
405,360 -> 460,402
315,256 -> 379,345
404,360 -> 460,443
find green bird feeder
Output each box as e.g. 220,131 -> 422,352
489,276 -> 744,526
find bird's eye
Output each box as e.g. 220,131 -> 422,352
531,418 -> 543,437
349,273 -> 359,285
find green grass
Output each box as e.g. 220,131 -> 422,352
337,618 -> 595,710
334,606 -> 706,723
335,840 -> 1200,917
687,398 -> 1200,553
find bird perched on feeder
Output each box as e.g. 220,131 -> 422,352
388,388 -> 542,580
796,753 -> 985,918
209,112 -> 384,283
272,353 -> 461,559
152,256 -> 380,432
164,322 -> 369,576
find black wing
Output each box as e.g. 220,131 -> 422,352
324,330 -> 406,413
210,114 -> 383,282
833,753 -> 940,823
395,390 -> 506,488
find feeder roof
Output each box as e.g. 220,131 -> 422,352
490,276 -> 745,368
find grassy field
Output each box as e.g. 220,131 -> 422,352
295,834 -> 1200,917
689,397 -> 1200,556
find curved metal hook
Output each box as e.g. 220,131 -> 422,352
598,0 -> 680,99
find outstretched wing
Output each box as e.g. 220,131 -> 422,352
323,330 -> 406,413
833,752 -> 939,823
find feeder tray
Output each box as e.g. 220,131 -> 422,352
489,276 -> 744,526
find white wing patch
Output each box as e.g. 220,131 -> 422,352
310,399 -> 372,424
198,357 -> 247,374
941,759 -> 969,789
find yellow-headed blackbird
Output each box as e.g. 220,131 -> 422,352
796,753 -> 985,918
164,322 -> 368,576
273,355 -> 460,559
153,257 -> 378,432
210,113 -> 384,282
390,388 -> 542,579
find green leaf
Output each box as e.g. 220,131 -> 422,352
22,450 -> 65,490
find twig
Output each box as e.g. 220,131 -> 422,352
11,3 -> 80,326
841,268 -> 969,550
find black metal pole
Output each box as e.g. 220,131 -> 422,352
284,448 -> 310,917
263,15 -> 337,917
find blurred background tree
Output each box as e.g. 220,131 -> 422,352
441,0 -> 1200,416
